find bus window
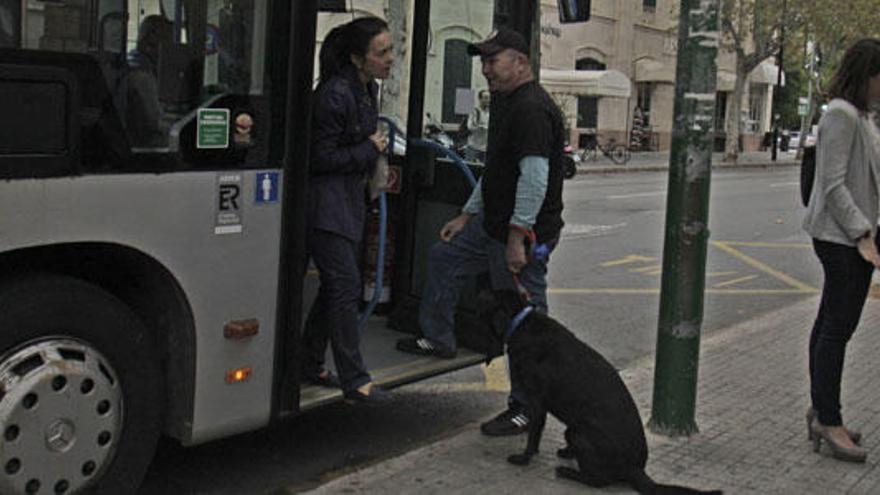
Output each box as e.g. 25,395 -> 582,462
120,0 -> 270,156
22,0 -> 125,54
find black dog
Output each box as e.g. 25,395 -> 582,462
480,289 -> 721,495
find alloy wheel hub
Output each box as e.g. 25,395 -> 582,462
0,339 -> 122,494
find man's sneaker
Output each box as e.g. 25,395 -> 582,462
481,408 -> 529,436
395,337 -> 456,358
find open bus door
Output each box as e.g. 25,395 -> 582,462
296,0 -> 521,411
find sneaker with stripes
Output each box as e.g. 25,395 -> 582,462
395,337 -> 456,359
480,407 -> 529,436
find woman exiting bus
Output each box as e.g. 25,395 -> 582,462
301,17 -> 394,402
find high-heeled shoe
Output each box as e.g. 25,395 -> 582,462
806,407 -> 862,445
810,420 -> 868,463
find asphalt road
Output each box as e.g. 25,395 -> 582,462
139,166 -> 819,494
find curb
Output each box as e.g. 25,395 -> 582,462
578,160 -> 799,175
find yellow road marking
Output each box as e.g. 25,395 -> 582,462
601,255 -> 657,267
706,271 -> 738,277
720,241 -> 811,249
630,265 -> 663,273
712,274 -> 758,288
482,359 -> 510,391
711,241 -> 816,292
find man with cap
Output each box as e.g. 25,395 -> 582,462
396,27 -> 566,436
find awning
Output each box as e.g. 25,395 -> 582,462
750,60 -> 785,86
539,69 -> 632,98
634,58 -> 675,83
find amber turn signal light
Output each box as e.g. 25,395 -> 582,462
225,367 -> 252,384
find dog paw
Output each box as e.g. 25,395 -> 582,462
507,453 -> 532,466
556,446 -> 575,459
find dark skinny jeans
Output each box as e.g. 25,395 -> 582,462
810,238 -> 874,426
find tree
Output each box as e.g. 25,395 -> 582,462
718,0 -> 804,161
784,0 -> 880,155
381,0 -> 409,123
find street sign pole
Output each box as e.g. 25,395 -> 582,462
648,0 -> 719,437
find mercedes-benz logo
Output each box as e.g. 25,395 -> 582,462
45,419 -> 75,452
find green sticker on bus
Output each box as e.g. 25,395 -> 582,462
197,108 -> 230,149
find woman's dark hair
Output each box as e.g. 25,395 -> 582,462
828,38 -> 880,111
318,16 -> 389,86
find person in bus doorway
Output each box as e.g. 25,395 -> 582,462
396,27 -> 566,436
802,38 -> 880,463
302,16 -> 394,403
465,89 -> 491,163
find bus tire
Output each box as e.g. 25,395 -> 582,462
0,274 -> 163,495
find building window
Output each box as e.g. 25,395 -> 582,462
575,57 -> 605,129
643,0 -> 656,12
748,84 -> 766,133
442,39 -> 472,123
636,82 -> 653,125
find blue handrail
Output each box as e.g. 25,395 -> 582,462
357,118 -> 477,334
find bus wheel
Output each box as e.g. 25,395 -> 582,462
0,275 -> 162,495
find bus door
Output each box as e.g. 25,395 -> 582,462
298,0 -> 554,412
388,0 -> 507,357
0,0 -> 294,449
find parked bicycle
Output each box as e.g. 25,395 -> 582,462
579,137 -> 631,165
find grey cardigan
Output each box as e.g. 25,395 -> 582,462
803,98 -> 880,246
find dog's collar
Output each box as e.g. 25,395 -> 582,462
505,306 -> 534,342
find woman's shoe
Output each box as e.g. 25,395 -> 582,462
810,421 -> 868,463
806,407 -> 861,444
304,369 -> 340,388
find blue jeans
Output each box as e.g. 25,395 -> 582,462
418,214 -> 554,408
810,238 -> 874,426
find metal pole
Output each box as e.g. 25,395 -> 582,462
648,0 -> 719,437
771,0 -> 786,161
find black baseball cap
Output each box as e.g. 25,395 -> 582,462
467,27 -> 530,58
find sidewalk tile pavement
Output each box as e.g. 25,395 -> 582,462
304,295 -> 880,494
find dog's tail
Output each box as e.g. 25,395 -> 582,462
627,468 -> 722,495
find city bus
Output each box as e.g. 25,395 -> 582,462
0,0 -> 587,492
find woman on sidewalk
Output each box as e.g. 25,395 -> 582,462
803,38 -> 880,463
302,16 -> 393,403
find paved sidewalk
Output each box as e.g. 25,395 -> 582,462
580,150 -> 799,174
301,295 -> 880,494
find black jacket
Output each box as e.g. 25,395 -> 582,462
308,66 -> 379,242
